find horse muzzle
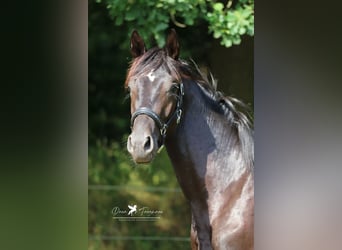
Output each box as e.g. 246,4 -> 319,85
127,129 -> 157,164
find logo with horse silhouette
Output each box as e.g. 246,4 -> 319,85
112,204 -> 163,221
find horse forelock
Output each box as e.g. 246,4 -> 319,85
125,48 -> 181,88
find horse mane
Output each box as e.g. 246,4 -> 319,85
178,59 -> 253,127
178,59 -> 254,169
126,48 -> 254,168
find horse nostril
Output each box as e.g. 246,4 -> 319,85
144,136 -> 153,152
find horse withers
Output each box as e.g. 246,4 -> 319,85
125,29 -> 254,250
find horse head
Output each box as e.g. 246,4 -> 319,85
126,30 -> 183,163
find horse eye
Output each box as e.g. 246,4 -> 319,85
169,84 -> 179,93
126,86 -> 131,93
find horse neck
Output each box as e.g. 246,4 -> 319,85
165,80 -> 251,192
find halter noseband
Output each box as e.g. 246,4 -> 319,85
130,82 -> 184,147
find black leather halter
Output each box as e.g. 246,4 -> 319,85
130,82 -> 184,147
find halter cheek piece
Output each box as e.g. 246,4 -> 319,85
130,82 -> 184,148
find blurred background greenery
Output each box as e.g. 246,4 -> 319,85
88,0 -> 253,249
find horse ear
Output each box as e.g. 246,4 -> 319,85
165,29 -> 179,60
130,30 -> 146,58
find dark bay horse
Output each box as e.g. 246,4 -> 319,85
125,29 -> 254,250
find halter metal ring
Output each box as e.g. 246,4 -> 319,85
160,125 -> 167,136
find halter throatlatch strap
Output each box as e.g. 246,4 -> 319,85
130,82 -> 184,148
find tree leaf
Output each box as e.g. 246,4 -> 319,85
213,3 -> 224,11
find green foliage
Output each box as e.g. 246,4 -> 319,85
88,139 -> 131,185
96,0 -> 254,48
207,1 -> 254,47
